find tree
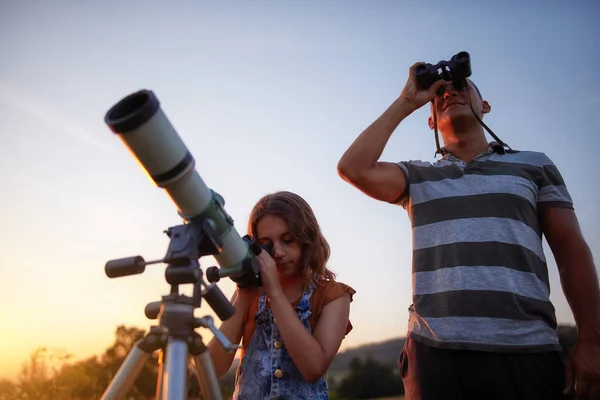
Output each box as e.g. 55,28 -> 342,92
0,378 -> 19,400
0,326 -> 158,400
2,325 -> 237,399
97,325 -> 159,398
558,324 -> 578,360
336,355 -> 404,399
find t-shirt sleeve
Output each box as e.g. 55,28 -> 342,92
389,161 -> 412,208
320,281 -> 356,336
536,154 -> 574,209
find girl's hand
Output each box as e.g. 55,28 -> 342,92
256,249 -> 283,298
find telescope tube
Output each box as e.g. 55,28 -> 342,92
104,90 -> 252,275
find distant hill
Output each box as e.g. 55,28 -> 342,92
328,337 -> 406,375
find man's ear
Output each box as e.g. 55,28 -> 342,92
428,101 -> 436,130
482,100 -> 491,115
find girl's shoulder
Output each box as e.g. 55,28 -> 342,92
311,278 -> 356,336
313,278 -> 356,307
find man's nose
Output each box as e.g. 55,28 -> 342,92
443,87 -> 458,99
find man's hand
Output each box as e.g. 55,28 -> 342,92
399,62 -> 445,112
564,339 -> 600,399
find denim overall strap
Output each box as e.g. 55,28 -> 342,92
232,277 -> 329,400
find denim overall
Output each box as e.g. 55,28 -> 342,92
232,278 -> 329,399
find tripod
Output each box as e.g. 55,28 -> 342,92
100,218 -> 244,400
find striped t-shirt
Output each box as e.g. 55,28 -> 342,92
394,143 -> 573,352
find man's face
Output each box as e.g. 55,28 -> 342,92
429,79 -> 490,131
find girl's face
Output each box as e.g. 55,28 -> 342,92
255,214 -> 302,278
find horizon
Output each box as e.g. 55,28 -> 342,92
1,0 -> 599,381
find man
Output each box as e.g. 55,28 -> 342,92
337,60 -> 600,399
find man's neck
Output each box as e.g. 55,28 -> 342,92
441,126 -> 489,163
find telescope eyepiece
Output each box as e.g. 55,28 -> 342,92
105,90 -> 160,134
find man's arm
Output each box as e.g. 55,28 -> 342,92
541,206 -> 600,398
542,206 -> 600,341
336,97 -> 412,203
336,62 -> 444,203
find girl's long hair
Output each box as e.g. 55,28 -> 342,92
248,191 -> 336,284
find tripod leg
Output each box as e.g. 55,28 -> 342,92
192,351 -> 223,400
155,349 -> 166,400
162,338 -> 189,400
190,332 -> 223,400
100,341 -> 152,400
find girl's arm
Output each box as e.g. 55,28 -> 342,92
257,252 -> 351,382
269,290 -> 351,382
207,288 -> 257,378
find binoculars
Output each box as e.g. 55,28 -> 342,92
415,51 -> 472,91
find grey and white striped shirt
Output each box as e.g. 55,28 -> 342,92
395,143 -> 572,352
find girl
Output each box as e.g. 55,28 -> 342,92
208,191 -> 355,399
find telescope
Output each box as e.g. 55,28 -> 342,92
99,89 -> 266,400
104,89 -> 266,288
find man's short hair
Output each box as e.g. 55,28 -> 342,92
468,79 -> 483,100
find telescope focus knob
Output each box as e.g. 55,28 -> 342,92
206,266 -> 220,283
105,256 -> 146,278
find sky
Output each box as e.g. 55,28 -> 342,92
1,0 -> 599,381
